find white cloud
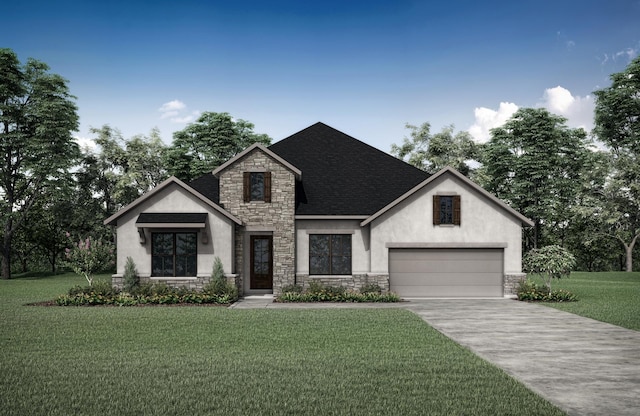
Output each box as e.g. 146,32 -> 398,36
170,111 -> 201,124
158,100 -> 199,124
468,102 -> 518,143
540,86 -> 594,131
158,100 -> 186,113
615,47 -> 638,62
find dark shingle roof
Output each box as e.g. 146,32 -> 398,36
188,122 -> 429,216
269,122 -> 429,215
188,173 -> 220,204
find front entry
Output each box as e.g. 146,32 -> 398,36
250,235 -> 273,290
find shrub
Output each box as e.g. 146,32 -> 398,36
202,257 -> 238,302
523,245 -> 576,292
360,283 -> 382,294
281,284 -> 303,294
123,257 -> 139,293
63,233 -> 115,286
516,279 -> 577,302
276,281 -> 399,303
55,283 -> 236,306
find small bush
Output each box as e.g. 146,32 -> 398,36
281,284 -> 303,294
276,290 -> 400,303
307,280 -> 325,294
276,280 -> 399,303
123,257 -> 139,293
517,279 -> 577,302
202,257 -> 239,302
360,283 -> 382,294
56,278 -> 237,306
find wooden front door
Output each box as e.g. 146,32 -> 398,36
250,235 -> 273,290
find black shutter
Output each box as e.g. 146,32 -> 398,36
453,195 -> 461,225
264,172 -> 271,203
433,195 -> 441,225
243,172 -> 250,202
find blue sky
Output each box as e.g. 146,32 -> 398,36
3,0 -> 640,152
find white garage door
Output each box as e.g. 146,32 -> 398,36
389,248 -> 504,297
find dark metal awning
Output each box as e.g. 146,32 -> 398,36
135,213 -> 208,228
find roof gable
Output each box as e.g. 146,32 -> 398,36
361,166 -> 534,227
268,122 -> 429,215
212,143 -> 301,179
103,176 -> 241,226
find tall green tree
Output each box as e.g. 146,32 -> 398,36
593,56 -> 640,271
479,108 -> 594,250
90,125 -> 168,210
391,123 -> 479,176
0,49 -> 79,279
164,112 -> 271,181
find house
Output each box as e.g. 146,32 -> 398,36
104,122 -> 533,298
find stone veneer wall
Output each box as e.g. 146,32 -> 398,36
218,149 -> 296,295
295,274 -> 390,293
111,274 -> 239,291
504,273 -> 526,297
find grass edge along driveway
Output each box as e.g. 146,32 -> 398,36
1,274 -> 564,416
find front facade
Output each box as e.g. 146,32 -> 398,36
105,123 -> 533,297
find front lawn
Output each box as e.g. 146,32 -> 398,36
0,273 -> 564,416
539,271 -> 640,331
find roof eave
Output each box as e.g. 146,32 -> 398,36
212,143 -> 302,180
360,166 -> 534,227
103,176 -> 242,226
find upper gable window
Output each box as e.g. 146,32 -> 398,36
243,172 -> 271,202
433,195 -> 461,226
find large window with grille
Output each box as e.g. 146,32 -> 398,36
309,234 -> 352,275
151,232 -> 197,277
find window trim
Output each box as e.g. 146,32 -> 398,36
308,234 -> 352,276
151,232 -> 198,277
433,194 -> 461,226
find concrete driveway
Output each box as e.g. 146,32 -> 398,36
403,299 -> 640,416
234,296 -> 640,416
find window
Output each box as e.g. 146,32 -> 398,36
152,232 -> 197,277
243,172 -> 271,202
433,195 -> 461,225
309,234 -> 352,275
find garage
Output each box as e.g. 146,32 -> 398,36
389,248 -> 504,297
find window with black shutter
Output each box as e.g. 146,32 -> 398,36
433,195 -> 461,226
243,172 -> 271,202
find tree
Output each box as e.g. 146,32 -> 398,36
164,112 -> 271,181
90,125 -> 168,210
479,108 -> 594,250
64,234 -> 115,286
0,49 -> 80,279
593,57 -> 640,271
523,245 -> 576,293
391,123 -> 479,176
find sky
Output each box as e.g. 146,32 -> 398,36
3,0 -> 640,153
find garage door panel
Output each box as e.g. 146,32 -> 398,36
389,248 -> 504,297
391,272 -> 503,286
392,284 -> 503,297
388,259 -> 502,273
390,248 -> 501,261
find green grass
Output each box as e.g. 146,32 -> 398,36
0,273 -> 564,416
538,271 -> 640,331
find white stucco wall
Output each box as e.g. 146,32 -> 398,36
114,184 -> 235,278
369,174 -> 524,274
295,219 -> 369,275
